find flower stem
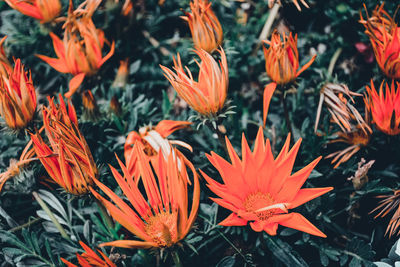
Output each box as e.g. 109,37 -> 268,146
171,250 -> 183,267
327,48 -> 342,79
32,191 -> 70,240
207,122 -> 229,156
10,217 -> 42,233
279,92 -> 294,142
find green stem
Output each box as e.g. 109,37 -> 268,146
207,122 -> 229,156
10,217 -> 42,233
95,198 -> 114,229
279,92 -> 294,142
32,191 -> 70,240
171,250 -> 183,267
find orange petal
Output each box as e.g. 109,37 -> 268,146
296,54 -> 316,78
270,213 -> 326,237
219,213 -> 248,226
263,82 -> 277,126
65,73 -> 86,98
288,187 -> 333,209
100,240 -> 156,249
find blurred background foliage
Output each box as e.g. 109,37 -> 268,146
0,0 -> 400,266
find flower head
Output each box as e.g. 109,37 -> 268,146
31,94 -> 97,195
61,241 -> 116,267
201,127 -> 333,236
263,30 -> 316,85
371,190 -> 400,238
36,3 -> 114,98
112,59 -> 129,88
81,90 -> 100,120
181,0 -> 223,53
160,47 -> 228,117
90,143 -> 200,249
365,80 -> 400,135
0,59 -> 37,130
360,3 -> 400,79
4,0 -> 61,23
124,120 -> 193,180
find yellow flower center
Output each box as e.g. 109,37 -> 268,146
145,211 -> 178,247
244,192 -> 277,221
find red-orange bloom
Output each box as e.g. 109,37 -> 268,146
31,95 -> 98,195
263,30 -> 316,86
360,4 -> 400,79
4,0 -> 61,23
36,12 -> 115,98
201,127 -> 333,236
90,144 -> 200,249
181,0 -> 223,53
365,80 -> 400,135
124,120 -> 193,180
160,47 -> 228,117
0,59 -> 37,130
61,241 -> 116,267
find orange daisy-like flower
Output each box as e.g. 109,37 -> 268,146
31,94 -> 98,195
90,143 -> 200,249
0,59 -> 37,130
181,0 -> 223,53
36,6 -> 115,98
201,127 -> 333,236
124,120 -> 193,180
262,30 -> 315,125
160,47 -> 228,117
61,241 -> 116,267
360,3 -> 400,79
4,0 -> 61,23
365,80 -> 400,135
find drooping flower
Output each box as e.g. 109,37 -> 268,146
31,94 -> 98,195
61,241 -> 116,267
201,127 -> 333,236
262,30 -> 315,125
364,80 -> 400,135
263,30 -> 316,86
160,47 -> 228,117
181,0 -> 223,53
360,3 -> 400,79
267,0 -> 309,11
4,0 -> 61,23
36,2 -> 114,98
81,90 -> 100,120
0,59 -> 37,130
90,143 -> 200,249
371,190 -> 400,238
124,120 -> 193,180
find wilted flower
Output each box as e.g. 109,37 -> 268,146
201,127 -> 333,236
4,0 -> 61,23
181,0 -> 223,53
365,80 -> 400,135
314,83 -> 363,134
124,120 -> 192,179
371,190 -> 400,238
160,47 -> 228,117
36,4 -> 115,98
0,59 -> 37,130
61,241 -> 116,267
263,30 -> 316,86
31,95 -> 97,195
326,106 -> 372,169
268,0 -> 309,11
81,90 -> 100,120
347,158 -> 374,190
360,3 -> 400,79
90,144 -> 200,249
112,59 -> 129,88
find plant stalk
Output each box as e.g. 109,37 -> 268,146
279,92 -> 294,142
32,191 -> 70,240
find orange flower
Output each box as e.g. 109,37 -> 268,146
263,30 -> 316,86
124,120 -> 193,180
36,9 -> 115,98
365,80 -> 400,135
111,59 -> 129,88
61,241 -> 116,267
0,36 -> 12,77
160,47 -> 228,117
4,0 -> 61,23
90,144 -> 200,249
201,127 -> 333,236
81,90 -> 100,120
0,59 -> 37,130
181,0 -> 223,53
360,3 -> 400,79
31,94 -> 97,195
